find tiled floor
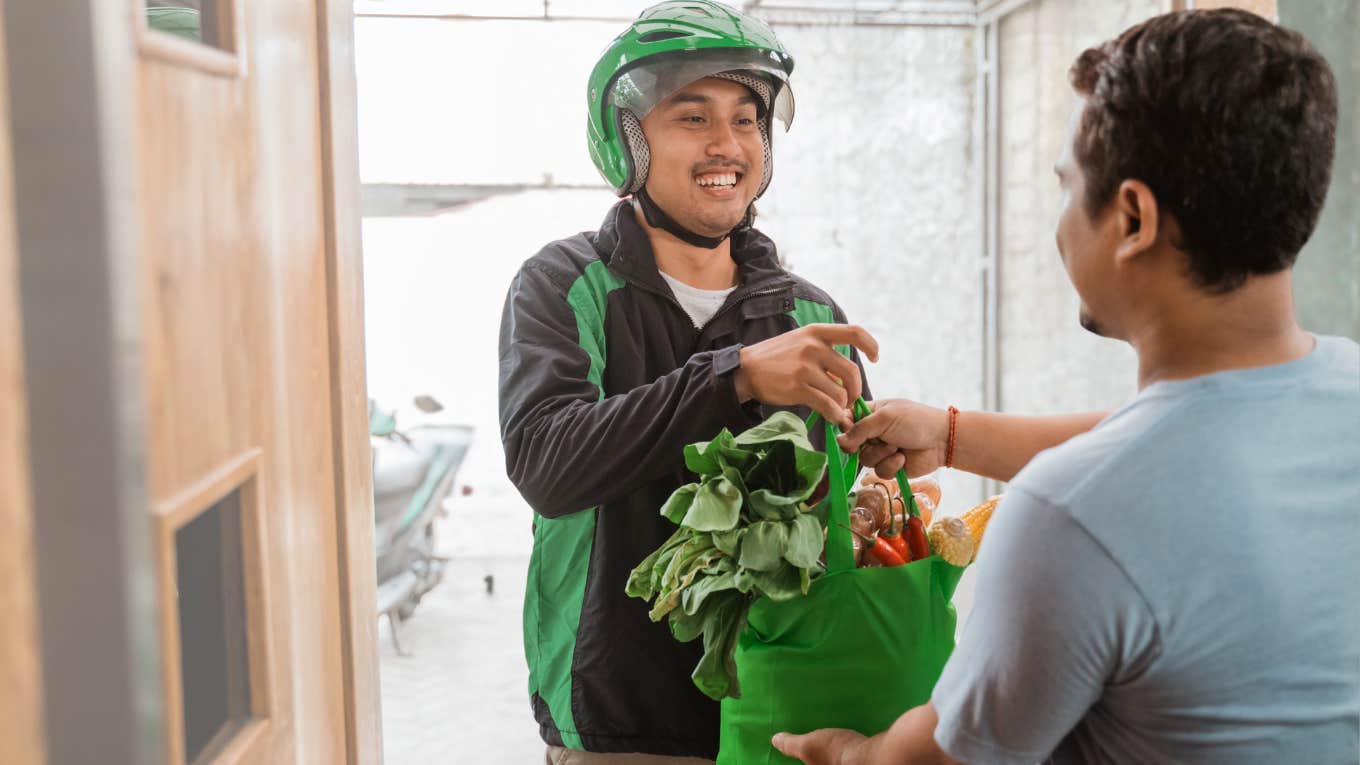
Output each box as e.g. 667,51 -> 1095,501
379,492 -> 543,764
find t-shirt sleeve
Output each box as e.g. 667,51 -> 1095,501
930,488 -> 1160,764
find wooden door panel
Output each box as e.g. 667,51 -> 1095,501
136,0 -> 351,761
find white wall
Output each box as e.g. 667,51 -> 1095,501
995,0 -> 1164,416
355,17 -> 618,186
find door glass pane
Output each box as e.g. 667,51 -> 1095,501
144,0 -> 225,49
175,488 -> 251,763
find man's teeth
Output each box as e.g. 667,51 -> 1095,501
696,173 -> 738,187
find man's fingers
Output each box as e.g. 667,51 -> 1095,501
875,452 -> 907,479
821,350 -> 864,404
773,729 -> 864,765
803,368 -> 849,411
839,410 -> 889,451
771,732 -> 800,757
834,433 -> 895,466
808,388 -> 853,431
856,442 -> 900,468
810,324 -> 879,363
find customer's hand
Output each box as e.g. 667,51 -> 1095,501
734,324 -> 878,430
837,399 -> 948,478
772,728 -> 867,765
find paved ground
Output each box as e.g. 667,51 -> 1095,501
379,490 -> 543,765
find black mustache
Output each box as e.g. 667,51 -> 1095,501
691,163 -> 748,175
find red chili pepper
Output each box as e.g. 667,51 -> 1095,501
880,530 -> 910,560
905,516 -> 930,561
866,536 -> 907,567
839,522 -> 908,567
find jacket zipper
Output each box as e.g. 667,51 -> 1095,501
622,271 -> 792,343
694,281 -> 792,350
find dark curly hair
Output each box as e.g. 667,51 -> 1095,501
1069,9 -> 1337,293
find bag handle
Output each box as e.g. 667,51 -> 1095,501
808,398 -> 920,574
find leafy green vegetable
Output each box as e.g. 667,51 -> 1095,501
737,521 -> 789,572
732,411 -> 817,452
626,411 -> 830,700
660,484 -> 699,525
681,476 -> 744,531
711,527 -> 745,557
784,513 -> 825,569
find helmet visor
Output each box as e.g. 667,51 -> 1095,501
609,47 -> 795,130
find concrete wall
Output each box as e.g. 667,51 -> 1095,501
995,0 -> 1164,417
757,24 -> 985,506
1279,0 -> 1360,341
994,0 -> 1359,424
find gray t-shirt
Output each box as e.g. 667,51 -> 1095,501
932,335 -> 1360,764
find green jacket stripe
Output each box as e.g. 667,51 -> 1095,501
524,261 -> 625,749
788,297 -> 851,358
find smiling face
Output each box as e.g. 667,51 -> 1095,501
638,76 -> 765,238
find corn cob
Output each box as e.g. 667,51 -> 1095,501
962,495 -> 1001,550
927,517 -> 974,566
926,495 -> 1003,566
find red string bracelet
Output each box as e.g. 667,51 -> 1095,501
944,406 -> 960,469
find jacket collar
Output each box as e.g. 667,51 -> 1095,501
594,199 -> 790,295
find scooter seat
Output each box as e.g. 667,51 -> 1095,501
372,438 -> 427,498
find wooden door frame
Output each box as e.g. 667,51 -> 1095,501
2,1 -> 163,763
4,0 -> 381,762
315,1 -> 383,762
0,4 -> 47,764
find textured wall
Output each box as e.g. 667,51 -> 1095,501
1279,0 -> 1360,341
995,0 -> 1164,417
757,24 -> 986,507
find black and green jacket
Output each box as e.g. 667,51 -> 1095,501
498,200 -> 870,758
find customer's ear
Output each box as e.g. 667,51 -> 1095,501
1113,179 -> 1159,264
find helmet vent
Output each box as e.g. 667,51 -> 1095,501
638,29 -> 691,43
620,110 -> 650,194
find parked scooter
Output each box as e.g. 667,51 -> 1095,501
370,395 -> 473,655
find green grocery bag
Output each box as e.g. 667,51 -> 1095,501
717,419 -> 966,764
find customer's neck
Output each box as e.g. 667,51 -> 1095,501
1129,271 -> 1313,389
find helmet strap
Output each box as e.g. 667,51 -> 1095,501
634,186 -> 752,250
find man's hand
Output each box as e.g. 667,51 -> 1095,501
772,728 -> 868,765
734,324 -> 879,430
775,704 -> 966,765
837,399 -> 949,478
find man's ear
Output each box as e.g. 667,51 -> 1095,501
1113,179 -> 1159,264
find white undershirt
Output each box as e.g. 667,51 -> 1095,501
659,271 -> 737,330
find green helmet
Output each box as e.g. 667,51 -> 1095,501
587,0 -> 796,198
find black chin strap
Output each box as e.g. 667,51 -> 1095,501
635,187 -> 753,250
